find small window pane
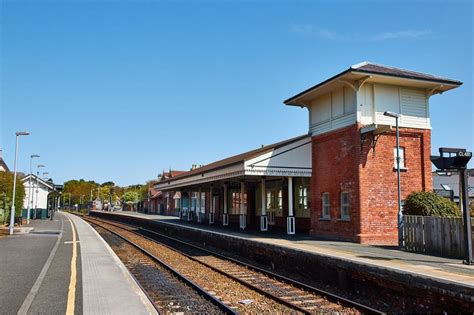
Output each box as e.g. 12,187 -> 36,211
393,147 -> 406,169
322,193 -> 330,218
341,192 -> 350,219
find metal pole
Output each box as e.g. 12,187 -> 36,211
27,157 -> 33,224
395,116 -> 403,247
9,135 -> 20,235
460,168 -> 473,264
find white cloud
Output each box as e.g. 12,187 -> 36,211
291,25 -> 346,41
369,30 -> 433,41
291,25 -> 433,42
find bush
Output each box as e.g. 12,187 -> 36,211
0,172 -> 25,224
403,191 -> 461,218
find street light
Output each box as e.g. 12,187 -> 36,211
42,172 -> 49,181
384,111 -> 402,247
9,131 -> 30,235
26,154 -> 40,224
34,165 -> 45,216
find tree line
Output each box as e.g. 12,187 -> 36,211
62,179 -> 151,207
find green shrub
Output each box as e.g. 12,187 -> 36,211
0,172 -> 25,224
403,191 -> 461,218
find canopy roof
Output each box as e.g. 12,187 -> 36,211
156,135 -> 312,191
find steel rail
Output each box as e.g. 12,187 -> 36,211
89,215 -> 385,314
84,217 -> 237,315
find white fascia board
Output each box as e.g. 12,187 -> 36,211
155,163 -> 245,191
21,174 -> 54,190
351,71 -> 459,90
244,137 -> 312,177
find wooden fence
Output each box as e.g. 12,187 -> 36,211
403,215 -> 474,258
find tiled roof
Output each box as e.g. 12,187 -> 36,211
352,62 -> 462,85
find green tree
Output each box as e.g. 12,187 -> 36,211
0,172 -> 25,224
123,190 -> 140,211
403,191 -> 461,218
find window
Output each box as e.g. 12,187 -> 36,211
294,178 -> 310,218
200,192 -> 206,213
322,193 -> 330,219
229,190 -> 247,215
393,147 -> 406,169
340,192 -> 350,219
174,198 -> 180,210
191,192 -> 197,211
297,186 -> 309,209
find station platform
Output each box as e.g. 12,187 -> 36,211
92,211 -> 474,291
0,211 -> 157,315
91,210 -> 474,310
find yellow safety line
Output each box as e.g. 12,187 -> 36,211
66,215 -> 77,315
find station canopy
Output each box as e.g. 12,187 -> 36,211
155,135 -> 312,191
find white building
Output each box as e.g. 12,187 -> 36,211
21,174 -> 54,210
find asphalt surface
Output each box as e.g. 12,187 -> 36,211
0,212 -> 82,314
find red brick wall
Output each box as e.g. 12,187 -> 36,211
358,127 -> 432,244
310,124 -> 432,245
310,125 -> 361,241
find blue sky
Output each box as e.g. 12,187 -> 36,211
1,0 -> 472,186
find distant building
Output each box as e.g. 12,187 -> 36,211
433,169 -> 474,203
144,171 -> 186,216
21,174 -> 54,210
0,150 -> 9,172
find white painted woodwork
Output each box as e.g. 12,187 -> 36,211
223,184 -> 228,214
305,80 -> 432,136
358,83 -> 431,129
287,177 -> 294,217
22,175 -> 53,210
240,182 -> 245,215
156,136 -> 312,191
244,136 -> 312,177
287,216 -> 296,235
308,86 -> 357,136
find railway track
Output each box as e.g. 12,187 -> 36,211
83,214 -> 385,314
90,222 -> 235,314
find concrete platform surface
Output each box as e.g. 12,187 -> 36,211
0,211 -> 157,315
96,210 -> 474,289
64,212 -> 158,315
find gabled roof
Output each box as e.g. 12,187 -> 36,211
21,174 -> 54,190
160,170 -> 187,181
284,62 -> 462,106
158,134 -> 309,184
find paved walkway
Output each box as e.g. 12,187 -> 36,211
0,211 -> 157,315
98,210 -> 474,289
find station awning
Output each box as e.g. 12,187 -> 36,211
155,135 -> 312,191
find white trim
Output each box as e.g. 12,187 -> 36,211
21,174 -> 54,190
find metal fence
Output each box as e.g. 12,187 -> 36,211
403,215 -> 474,258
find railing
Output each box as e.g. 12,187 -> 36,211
403,215 -> 474,258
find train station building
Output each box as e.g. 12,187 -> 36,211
155,62 -> 462,245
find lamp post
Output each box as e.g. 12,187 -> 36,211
384,111 -> 402,247
9,131 -> 30,235
27,154 -> 40,224
34,165 -> 45,217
